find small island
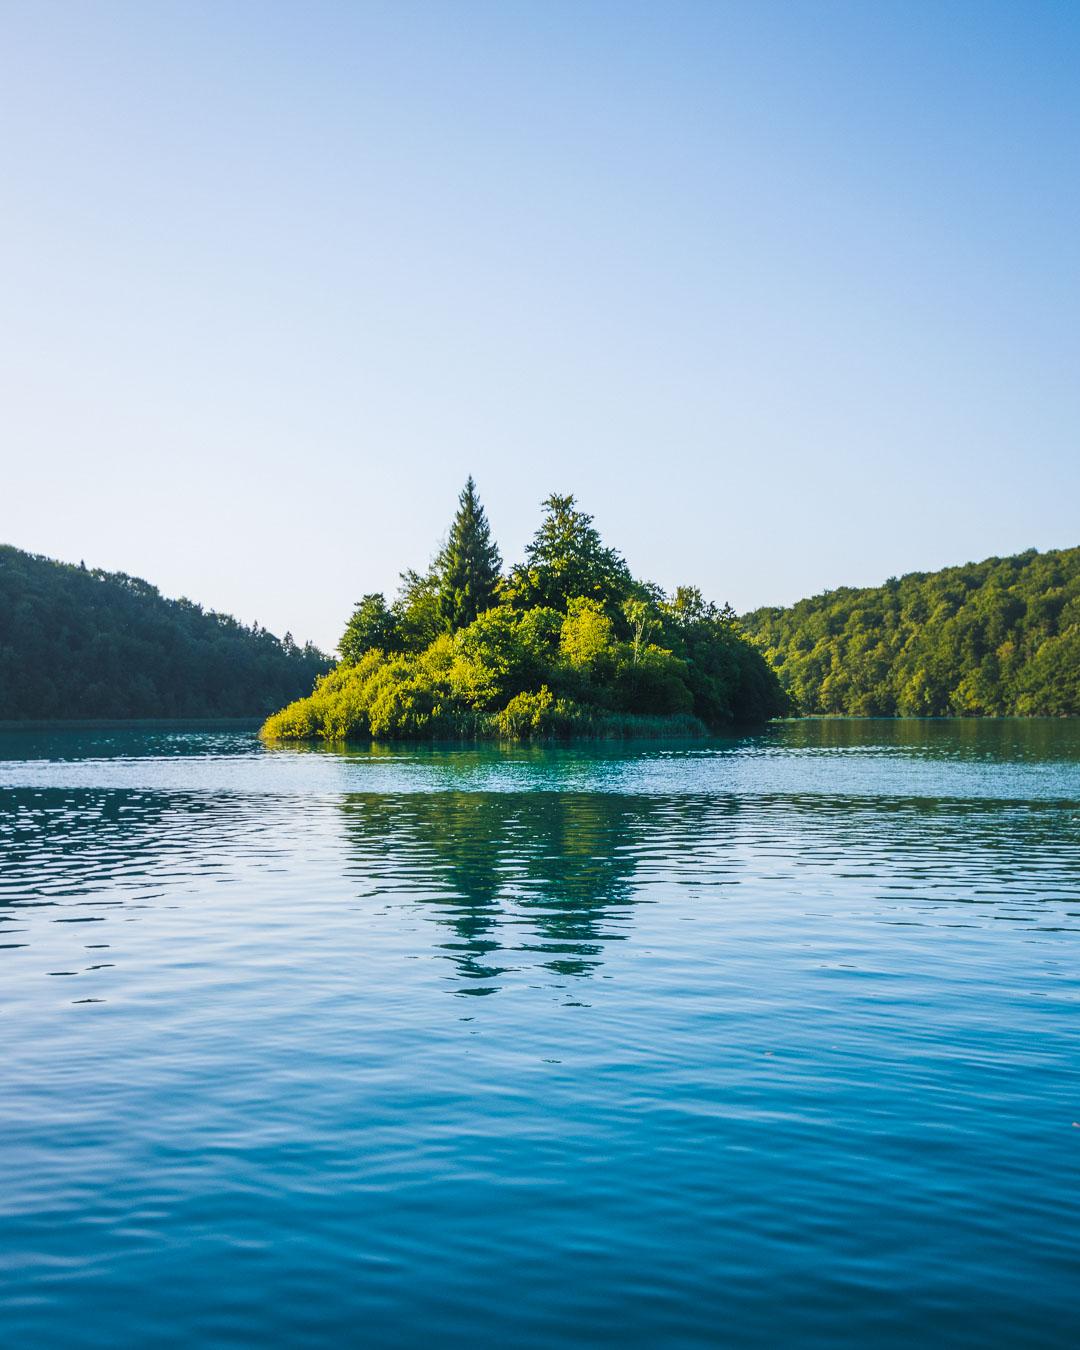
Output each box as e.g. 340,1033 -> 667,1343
262,480 -> 788,742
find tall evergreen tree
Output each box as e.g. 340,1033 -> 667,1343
437,477 -> 503,631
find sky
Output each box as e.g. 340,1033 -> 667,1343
2,0 -> 1078,651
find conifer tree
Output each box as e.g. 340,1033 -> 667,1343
437,477 -> 502,631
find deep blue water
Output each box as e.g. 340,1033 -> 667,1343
1,720 -> 1078,1347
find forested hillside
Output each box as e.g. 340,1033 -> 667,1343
743,547 -> 1080,717
0,545 -> 329,719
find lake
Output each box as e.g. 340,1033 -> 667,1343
1,720 -> 1078,1346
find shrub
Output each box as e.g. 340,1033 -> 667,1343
560,598 -> 615,675
612,645 -> 693,715
496,686 -> 556,738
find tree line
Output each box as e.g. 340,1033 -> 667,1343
0,544 -> 329,720
264,479 -> 787,740
741,546 -> 1080,716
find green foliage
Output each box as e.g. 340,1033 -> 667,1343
741,546 -> 1080,717
612,644 -> 694,715
339,593 -> 399,663
560,598 -> 615,675
505,494 -> 634,615
496,686 -> 560,738
449,607 -> 549,708
0,544 -> 329,720
658,590 -> 782,725
436,476 -> 502,631
515,605 -> 564,662
391,567 -> 443,652
375,479 -> 500,656
263,489 -> 787,741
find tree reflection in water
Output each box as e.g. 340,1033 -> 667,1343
338,792 -> 714,993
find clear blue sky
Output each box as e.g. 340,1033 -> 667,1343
3,1 -> 1078,650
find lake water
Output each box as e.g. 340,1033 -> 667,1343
2,720 -> 1078,1347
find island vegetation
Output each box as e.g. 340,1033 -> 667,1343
742,546 -> 1080,717
262,480 -> 788,741
0,544 -> 329,720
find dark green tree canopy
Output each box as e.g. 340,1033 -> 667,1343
0,545 -> 328,719
436,477 -> 502,632
339,593 -> 400,663
392,567 -> 443,652
507,493 -> 634,614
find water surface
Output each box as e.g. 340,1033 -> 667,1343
2,721 -> 1078,1346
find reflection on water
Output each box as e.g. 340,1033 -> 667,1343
1,721 -> 1079,1347
339,787 -> 1080,991
3,774 -> 1080,1007
340,793 -> 662,987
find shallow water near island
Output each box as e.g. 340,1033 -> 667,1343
2,719 -> 1079,1347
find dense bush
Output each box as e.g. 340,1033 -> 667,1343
0,545 -> 329,719
264,487 -> 788,742
742,546 -> 1080,716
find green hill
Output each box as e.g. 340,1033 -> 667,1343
742,546 -> 1080,717
0,545 -> 329,720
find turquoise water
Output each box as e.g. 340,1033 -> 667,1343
1,720 -> 1078,1346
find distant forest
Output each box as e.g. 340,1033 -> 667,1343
742,547 -> 1080,717
0,545 -> 329,720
